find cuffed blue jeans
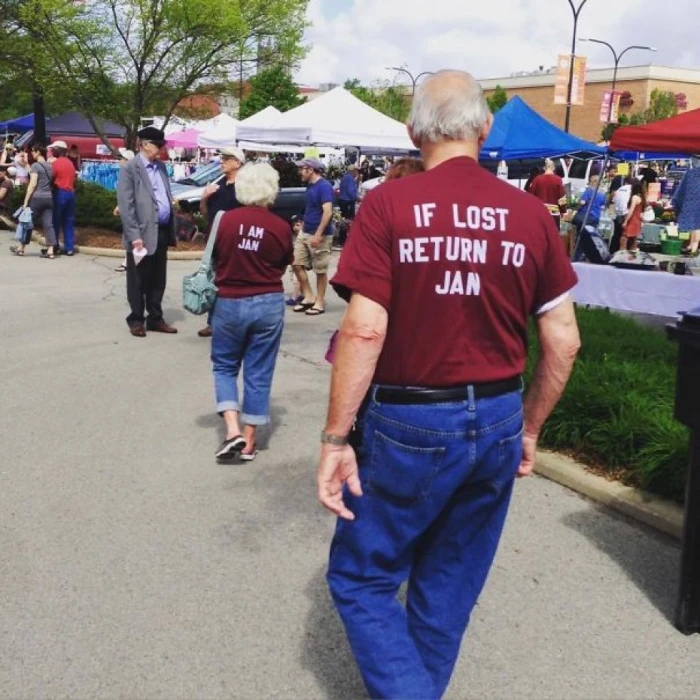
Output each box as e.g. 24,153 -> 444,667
211,293 -> 284,425
327,386 -> 523,699
53,189 -> 76,253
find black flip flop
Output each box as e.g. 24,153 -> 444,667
305,307 -> 325,316
215,435 -> 247,459
293,301 -> 315,313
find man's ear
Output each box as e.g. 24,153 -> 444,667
407,125 -> 421,150
478,112 -> 494,148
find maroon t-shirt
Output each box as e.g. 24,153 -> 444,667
214,207 -> 294,299
331,156 -> 577,387
529,172 -> 566,210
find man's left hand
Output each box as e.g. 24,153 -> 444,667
318,444 -> 363,520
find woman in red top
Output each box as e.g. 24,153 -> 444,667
210,163 -> 293,462
621,180 -> 646,252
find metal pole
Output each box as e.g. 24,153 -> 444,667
564,0 -> 588,133
607,54 -> 620,125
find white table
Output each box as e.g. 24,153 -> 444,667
572,262 -> 700,317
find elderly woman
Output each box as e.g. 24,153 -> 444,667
211,163 -> 293,461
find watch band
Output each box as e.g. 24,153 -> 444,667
321,430 -> 349,446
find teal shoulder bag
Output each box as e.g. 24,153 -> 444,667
182,210 -> 224,315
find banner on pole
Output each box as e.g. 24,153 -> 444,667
599,91 -> 621,123
554,55 -> 587,105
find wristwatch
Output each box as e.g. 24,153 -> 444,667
321,430 -> 349,446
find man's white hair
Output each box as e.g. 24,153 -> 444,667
408,70 -> 490,144
235,163 -> 280,208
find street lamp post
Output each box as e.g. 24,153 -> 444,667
387,66 -> 434,95
564,0 -> 588,133
579,38 -> 657,126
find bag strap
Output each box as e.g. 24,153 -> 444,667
200,210 -> 225,269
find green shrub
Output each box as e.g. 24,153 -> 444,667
526,307 -> 688,502
8,181 -> 121,232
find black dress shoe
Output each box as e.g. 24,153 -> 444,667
130,324 -> 146,338
147,322 -> 178,334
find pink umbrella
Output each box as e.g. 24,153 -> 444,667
165,128 -> 202,148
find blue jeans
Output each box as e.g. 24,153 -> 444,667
211,293 -> 284,425
53,189 -> 76,253
327,386 -> 523,699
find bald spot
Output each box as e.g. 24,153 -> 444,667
420,70 -> 482,104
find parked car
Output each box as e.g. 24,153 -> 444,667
171,163 -> 307,225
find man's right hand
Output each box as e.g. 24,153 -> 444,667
203,183 -> 220,199
132,239 -> 144,252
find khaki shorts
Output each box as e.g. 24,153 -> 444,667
293,232 -> 333,274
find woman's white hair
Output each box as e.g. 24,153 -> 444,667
234,162 -> 280,208
408,70 -> 491,144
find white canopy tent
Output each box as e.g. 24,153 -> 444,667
238,105 -> 282,127
197,114 -> 240,149
235,87 -> 414,151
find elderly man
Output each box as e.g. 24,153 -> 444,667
117,126 -> 177,337
317,70 -> 581,699
293,158 -> 334,316
197,146 -> 245,338
529,158 -> 567,229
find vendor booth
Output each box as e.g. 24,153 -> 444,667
236,87 -> 415,151
0,114 -> 35,133
571,109 -> 700,316
480,96 -> 605,160
45,111 -> 126,157
196,114 -> 240,149
610,107 -> 700,154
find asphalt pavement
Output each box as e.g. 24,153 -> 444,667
1,238 -> 699,699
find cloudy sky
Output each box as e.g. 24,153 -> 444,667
297,0 -> 699,87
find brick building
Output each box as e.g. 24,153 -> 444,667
481,65 -> 700,142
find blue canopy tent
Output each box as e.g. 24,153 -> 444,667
0,114 -> 35,133
45,111 -> 124,137
480,96 -> 605,161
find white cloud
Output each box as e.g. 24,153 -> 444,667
297,0 -> 698,87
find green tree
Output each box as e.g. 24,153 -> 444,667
638,89 -> 679,123
1,0 -> 309,149
344,79 -> 410,122
600,89 -> 678,141
238,65 -> 306,119
486,85 -> 508,113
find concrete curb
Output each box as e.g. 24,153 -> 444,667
30,234 -> 203,260
534,450 -> 684,540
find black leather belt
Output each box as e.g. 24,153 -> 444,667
374,377 -> 522,405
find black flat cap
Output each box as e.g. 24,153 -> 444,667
137,126 -> 166,146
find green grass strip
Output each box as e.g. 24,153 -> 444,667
526,308 -> 688,502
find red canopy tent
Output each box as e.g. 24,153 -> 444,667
610,108 -> 700,154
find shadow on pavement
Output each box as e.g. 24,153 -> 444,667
562,507 -> 680,622
301,566 -> 366,700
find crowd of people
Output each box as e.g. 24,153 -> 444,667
1,139 -> 78,258
524,156 -> 700,257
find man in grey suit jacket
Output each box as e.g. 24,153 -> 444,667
117,126 -> 178,337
